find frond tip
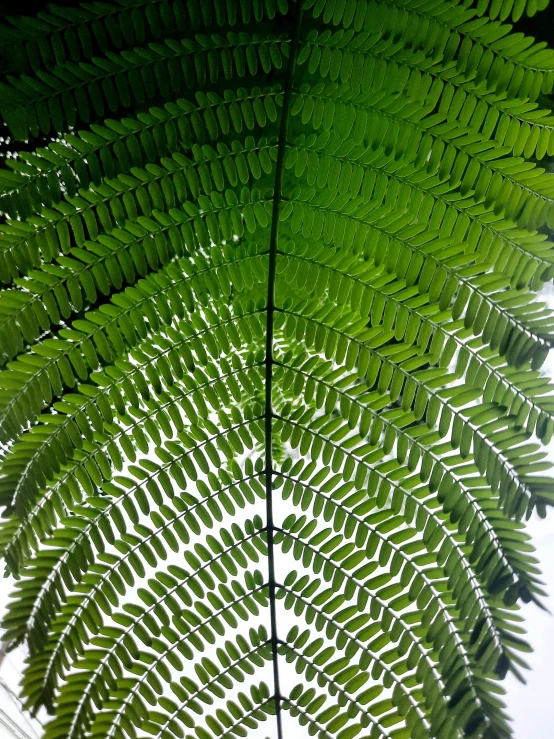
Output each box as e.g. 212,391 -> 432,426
0,0 -> 554,737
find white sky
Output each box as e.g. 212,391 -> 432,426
2,439 -> 554,735
504,285 -> 554,737
2,299 -> 554,738
506,514 -> 554,738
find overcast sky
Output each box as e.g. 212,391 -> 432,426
3,301 -> 554,739
504,512 -> 554,737
503,287 -> 554,737
2,458 -> 554,735
1,531 -> 553,738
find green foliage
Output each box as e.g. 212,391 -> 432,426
1,0 -> 554,737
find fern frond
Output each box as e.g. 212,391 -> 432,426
1,1 -> 554,738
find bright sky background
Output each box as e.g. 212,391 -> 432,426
503,285 -> 554,738
2,433 -> 554,734
2,301 -> 554,738
505,514 -> 554,738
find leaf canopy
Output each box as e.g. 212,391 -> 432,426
1,0 -> 554,738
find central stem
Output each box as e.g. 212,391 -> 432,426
264,4 -> 303,738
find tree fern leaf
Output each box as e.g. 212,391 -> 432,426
2,0 -> 554,737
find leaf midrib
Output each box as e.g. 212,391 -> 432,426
263,4 -> 303,737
